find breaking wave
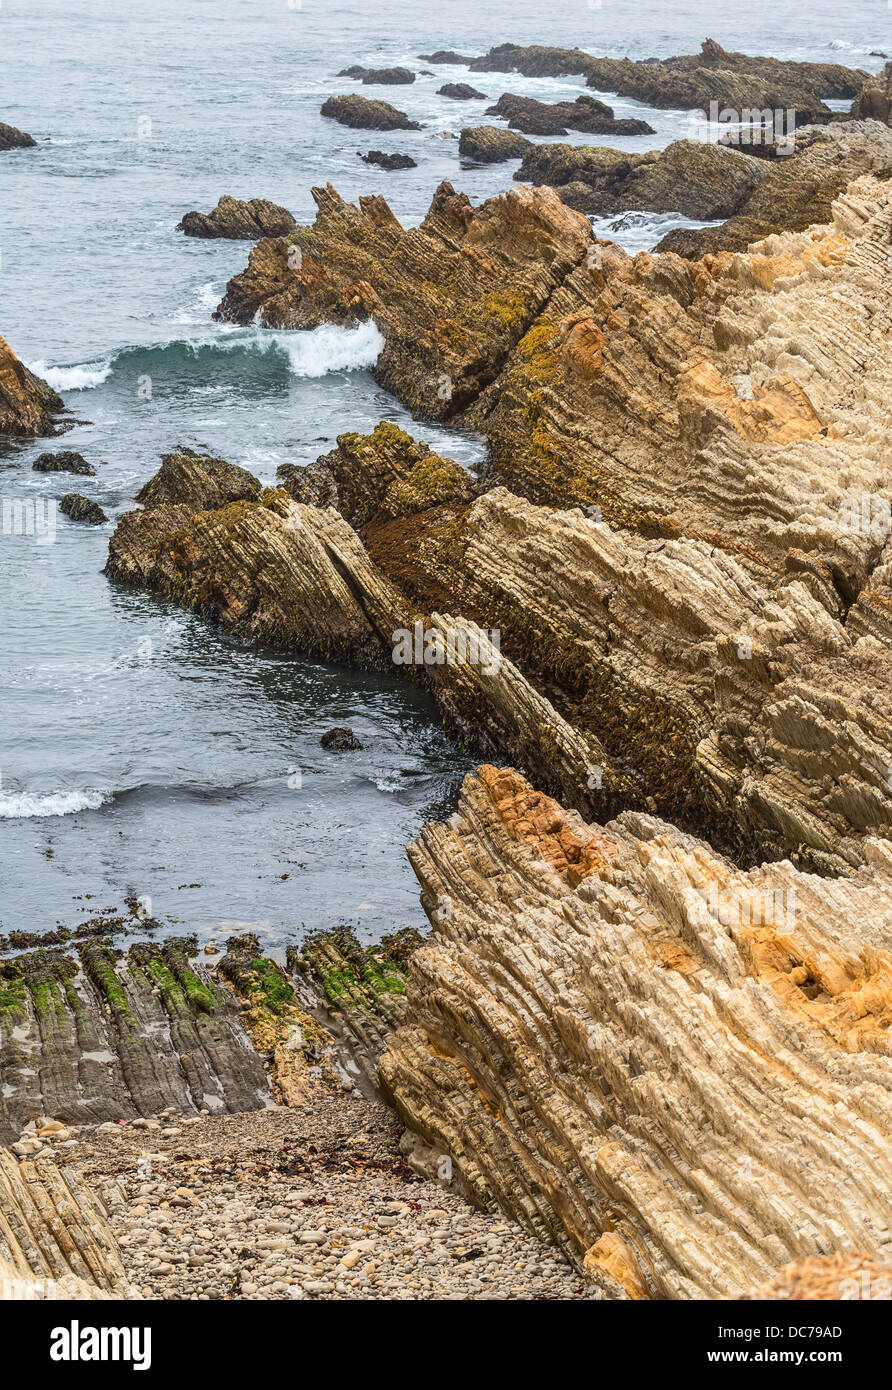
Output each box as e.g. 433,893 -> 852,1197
0,788 -> 113,819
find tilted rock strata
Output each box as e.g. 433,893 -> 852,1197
215,180 -> 591,416
458,126 -> 532,162
0,940 -> 272,1144
379,765 -> 892,1298
0,335 -> 63,437
746,1252 -> 892,1300
854,61 -> 892,123
485,93 -> 653,137
656,122 -> 892,255
177,195 -> 297,240
0,1149 -> 133,1298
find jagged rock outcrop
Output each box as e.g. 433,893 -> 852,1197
321,94 -> 421,131
438,82 -> 487,100
379,764 -> 892,1298
215,180 -> 590,416
33,450 -> 95,474
359,150 -> 417,170
0,939 -> 273,1144
458,125 -> 532,162
485,92 -> 653,137
463,39 -> 865,122
517,138 -> 768,219
0,1150 -> 133,1298
0,336 -> 63,438
60,493 -> 107,524
177,195 -> 297,240
0,122 -> 36,151
338,65 -> 415,84
418,51 -> 474,65
854,62 -> 892,123
657,121 -> 892,255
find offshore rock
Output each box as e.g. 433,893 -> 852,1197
359,150 -> 417,170
338,65 -> 416,84
0,122 -> 37,150
320,726 -> 364,751
517,138 -> 768,219
177,194 -> 297,240
32,450 -> 95,475
485,92 -> 653,137
0,336 -> 64,438
438,82 -> 487,100
215,180 -> 591,416
321,94 -> 421,131
458,125 -> 532,162
60,493 -> 107,524
379,764 -> 892,1297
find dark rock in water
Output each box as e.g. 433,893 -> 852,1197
60,493 -> 107,524
338,65 -> 415,84
0,121 -> 37,151
321,94 -> 421,131
438,82 -> 487,100
178,194 -> 297,240
320,726 -> 364,751
359,149 -> 417,170
32,450 -> 96,475
486,92 -> 654,137
418,50 -> 474,65
458,125 -> 532,162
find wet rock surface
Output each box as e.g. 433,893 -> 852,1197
0,121 -> 36,151
32,449 -> 95,474
177,195 -> 297,240
438,82 -> 487,100
359,149 -> 417,170
319,726 -> 364,751
338,65 -> 415,85
486,92 -> 654,137
59,492 -> 107,524
458,125 -> 532,162
0,335 -> 64,438
321,94 -> 421,131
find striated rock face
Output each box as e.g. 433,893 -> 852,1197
457,125 -> 532,162
0,1150 -> 133,1299
0,939 -> 273,1144
177,194 -> 297,240
337,65 -> 416,85
746,1253 -> 892,1300
517,138 -> 768,219
464,39 -> 866,121
484,92 -> 653,137
215,180 -> 591,416
0,336 -> 63,438
657,121 -> 892,255
379,764 -> 892,1298
854,62 -> 892,123
438,82 -> 487,101
321,94 -> 421,131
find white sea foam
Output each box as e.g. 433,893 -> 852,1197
0,788 -> 112,819
244,320 -> 385,376
29,357 -> 113,390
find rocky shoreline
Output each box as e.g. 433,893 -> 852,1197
6,40 -> 892,1304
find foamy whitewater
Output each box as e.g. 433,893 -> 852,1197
1,0 -> 885,944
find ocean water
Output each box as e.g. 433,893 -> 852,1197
0,0 -> 884,948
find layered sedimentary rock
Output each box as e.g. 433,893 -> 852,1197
177,195 -> 297,240
853,61 -> 892,123
0,335 -> 63,437
321,95 -> 421,131
747,1253 -> 892,1300
0,939 -> 272,1143
517,138 -> 768,219
215,180 -> 591,416
458,126 -> 532,162
484,93 -> 653,137
379,764 -> 892,1298
657,121 -> 892,255
0,1150 -> 133,1299
0,122 -> 36,151
462,39 -> 865,121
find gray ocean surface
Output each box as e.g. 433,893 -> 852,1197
0,0 -> 885,948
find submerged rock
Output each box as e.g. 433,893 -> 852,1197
438,82 -> 487,100
485,92 -> 654,137
457,125 -> 532,162
177,194 -> 297,239
0,336 -> 64,437
379,763 -> 892,1297
321,94 -> 421,131
0,121 -> 37,150
359,149 -> 417,170
60,492 -> 107,524
32,450 -> 96,475
320,726 -> 364,751
337,65 -> 415,84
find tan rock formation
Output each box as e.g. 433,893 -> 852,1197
0,334 -> 63,437
379,764 -> 892,1299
